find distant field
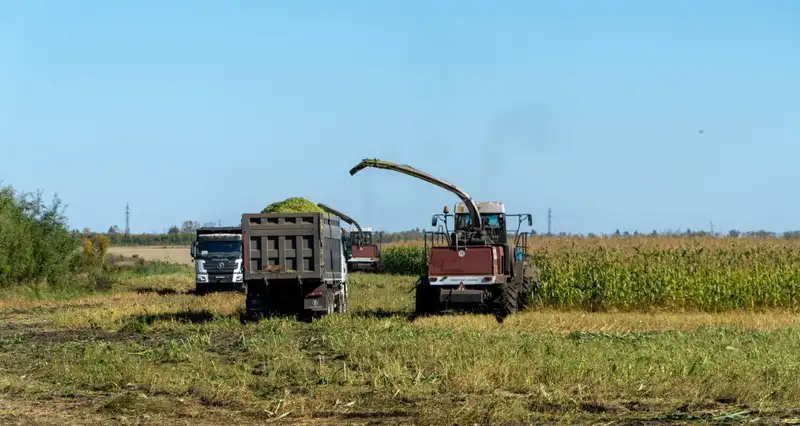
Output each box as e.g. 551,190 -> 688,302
108,246 -> 192,265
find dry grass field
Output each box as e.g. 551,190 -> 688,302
2,256 -> 800,424
108,246 -> 193,265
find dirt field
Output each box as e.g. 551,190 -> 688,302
108,246 -> 193,265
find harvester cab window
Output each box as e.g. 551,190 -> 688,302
456,213 -> 503,230
354,231 -> 372,245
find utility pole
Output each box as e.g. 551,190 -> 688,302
547,208 -> 552,236
709,221 -> 714,236
124,203 -> 131,239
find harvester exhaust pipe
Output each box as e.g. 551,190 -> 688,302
317,203 -> 364,246
349,158 -> 483,233
317,203 -> 363,235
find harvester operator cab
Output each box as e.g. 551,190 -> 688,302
353,230 -> 373,246
453,201 -> 508,244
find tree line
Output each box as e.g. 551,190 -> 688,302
94,224 -> 800,247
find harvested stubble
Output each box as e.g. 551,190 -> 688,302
261,197 -> 324,214
380,236 -> 800,312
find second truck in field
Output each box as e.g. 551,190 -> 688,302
189,226 -> 243,295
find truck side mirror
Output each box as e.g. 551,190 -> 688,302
527,214 -> 533,226
431,216 -> 438,227
190,242 -> 197,260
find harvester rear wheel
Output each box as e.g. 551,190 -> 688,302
518,278 -> 530,310
493,281 -> 518,322
518,265 -> 540,311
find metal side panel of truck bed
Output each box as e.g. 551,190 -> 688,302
241,212 -> 344,282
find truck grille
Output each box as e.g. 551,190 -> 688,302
205,261 -> 235,271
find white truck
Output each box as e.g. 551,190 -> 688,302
189,226 -> 243,295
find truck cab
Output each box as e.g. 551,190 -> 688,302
190,226 -> 243,295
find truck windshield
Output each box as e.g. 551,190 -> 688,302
196,241 -> 241,256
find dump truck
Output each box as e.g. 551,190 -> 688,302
349,158 -> 538,322
317,203 -> 382,272
189,226 -> 243,295
241,211 -> 348,321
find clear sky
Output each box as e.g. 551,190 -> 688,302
1,1 -> 798,235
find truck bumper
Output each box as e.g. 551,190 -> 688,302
438,288 -> 487,304
347,259 -> 379,272
197,273 -> 244,291
303,296 -> 328,312
197,273 -> 243,283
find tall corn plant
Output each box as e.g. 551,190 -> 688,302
381,246 -> 427,275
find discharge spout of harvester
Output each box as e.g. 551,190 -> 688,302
316,203 -> 363,235
348,158 -> 483,232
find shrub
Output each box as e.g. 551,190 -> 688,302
82,234 -> 109,267
82,238 -> 95,265
0,184 -> 81,287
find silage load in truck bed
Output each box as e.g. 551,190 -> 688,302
262,197 -> 325,214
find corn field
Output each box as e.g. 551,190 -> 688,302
379,237 -> 800,311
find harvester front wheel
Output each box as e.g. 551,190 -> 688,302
414,278 -> 437,316
493,281 -> 518,322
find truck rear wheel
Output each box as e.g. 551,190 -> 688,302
326,287 -> 335,315
493,281 -> 518,322
335,283 -> 348,313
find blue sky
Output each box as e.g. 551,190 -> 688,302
1,1 -> 798,235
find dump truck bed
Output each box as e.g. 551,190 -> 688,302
241,212 -> 344,282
